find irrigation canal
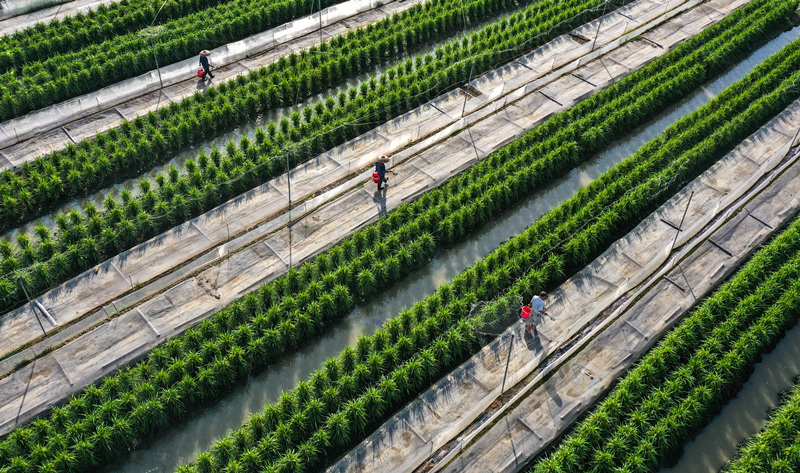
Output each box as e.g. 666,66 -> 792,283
661,313 -> 800,473
103,22 -> 800,473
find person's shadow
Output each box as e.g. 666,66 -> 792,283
197,78 -> 209,91
523,330 -> 543,352
373,187 -> 387,216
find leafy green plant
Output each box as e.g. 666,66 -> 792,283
723,379 -> 800,473
1,0 -> 791,315
2,4 -> 798,472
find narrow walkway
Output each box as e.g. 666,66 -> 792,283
0,0 -> 733,436
433,103 -> 800,473
0,0 -> 417,163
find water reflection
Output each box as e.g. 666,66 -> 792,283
661,321 -> 800,473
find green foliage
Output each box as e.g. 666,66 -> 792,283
0,0 -> 625,309
2,3 -> 798,472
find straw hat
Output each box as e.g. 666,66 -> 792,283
199,50 -> 211,56
376,155 -> 390,163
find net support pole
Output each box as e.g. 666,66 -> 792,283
18,276 -> 46,336
501,333 -> 515,395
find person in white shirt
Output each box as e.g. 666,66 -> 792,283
525,291 -> 554,336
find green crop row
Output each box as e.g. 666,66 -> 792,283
170,37 -> 800,473
1,0 -> 240,69
723,379 -> 800,473
173,294 -> 523,473
0,0 -> 620,311
530,221 -> 800,473
1,0 -> 787,314
0,0 -> 379,121
0,2 -> 794,470
0,0 -> 541,229
170,34 -> 800,471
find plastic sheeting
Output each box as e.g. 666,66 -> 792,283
0,0 -> 117,31
0,0 -> 391,151
0,0 -> 727,436
0,0 -> 66,21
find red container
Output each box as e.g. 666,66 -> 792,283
372,172 -> 380,183
520,306 -> 531,319
197,69 -> 205,77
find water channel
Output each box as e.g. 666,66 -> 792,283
660,320 -> 800,473
105,22 -> 800,473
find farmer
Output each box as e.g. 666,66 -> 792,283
525,291 -> 554,336
375,155 -> 390,191
199,50 -> 214,80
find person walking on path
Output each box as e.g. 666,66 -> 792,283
524,291 -> 554,337
199,50 -> 214,80
375,155 -> 390,191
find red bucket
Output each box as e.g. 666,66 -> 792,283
372,172 -> 380,183
520,306 -> 531,319
197,69 -> 205,77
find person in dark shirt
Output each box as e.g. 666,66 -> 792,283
199,50 -> 214,79
375,155 -> 390,191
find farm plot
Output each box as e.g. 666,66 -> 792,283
0,0 -> 725,423
172,28 -> 800,473
329,32 -> 800,473
525,211 -> 800,473
0,0 -> 765,433
0,0 -> 728,346
0,0 -> 376,122
1,1 -> 796,471
5,3 -> 800,473
0,0 -> 629,312
0,0 -> 545,228
428,95 -> 800,473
